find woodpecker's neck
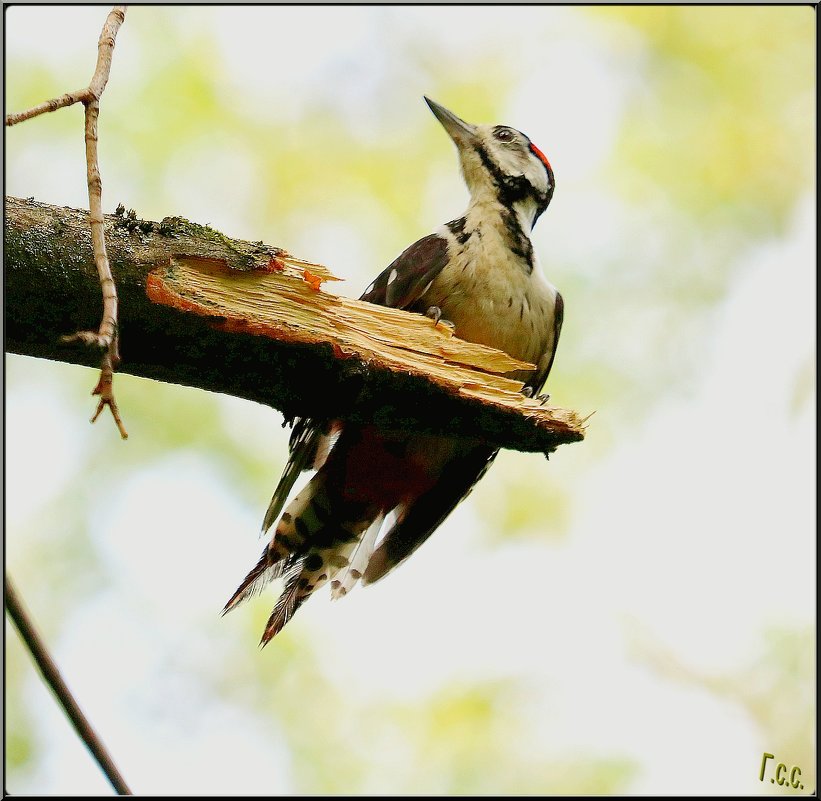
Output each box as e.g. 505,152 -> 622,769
510,195 -> 542,232
461,142 -> 549,228
462,187 -> 536,273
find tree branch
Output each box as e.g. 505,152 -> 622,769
5,575 -> 132,795
4,196 -> 587,455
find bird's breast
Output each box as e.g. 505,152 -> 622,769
425,228 -> 558,378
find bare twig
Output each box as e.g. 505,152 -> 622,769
5,6 -> 126,127
7,5 -> 128,439
77,5 -> 128,438
89,346 -> 128,437
5,88 -> 93,127
5,575 -> 132,795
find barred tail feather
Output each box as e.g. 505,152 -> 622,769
330,513 -> 384,600
260,566 -> 308,646
224,473 -> 336,629
228,456 -> 387,641
222,544 -> 286,614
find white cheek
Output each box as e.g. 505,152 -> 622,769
527,164 -> 548,194
495,148 -> 521,175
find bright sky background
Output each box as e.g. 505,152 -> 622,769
4,5 -> 816,796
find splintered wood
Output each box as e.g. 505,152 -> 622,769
146,254 -> 585,443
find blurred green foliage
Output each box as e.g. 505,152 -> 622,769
604,7 -> 813,230
630,623 -> 816,795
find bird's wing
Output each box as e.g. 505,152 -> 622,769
362,445 -> 498,585
260,418 -> 329,535
260,234 -> 451,536
525,289 -> 564,393
360,233 -> 451,309
363,292 -> 565,585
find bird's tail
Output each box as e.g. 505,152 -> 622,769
223,468 -> 384,644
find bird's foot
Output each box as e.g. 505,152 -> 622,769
522,387 -> 551,405
426,306 -> 455,333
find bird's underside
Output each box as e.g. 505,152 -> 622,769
225,97 -> 564,644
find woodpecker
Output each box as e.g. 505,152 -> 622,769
224,97 -> 563,644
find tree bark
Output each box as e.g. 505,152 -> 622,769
4,196 -> 585,454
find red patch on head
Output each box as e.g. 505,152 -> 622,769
529,142 -> 552,172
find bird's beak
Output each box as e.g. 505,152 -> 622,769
424,96 -> 478,149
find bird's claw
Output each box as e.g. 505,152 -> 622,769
426,305 -> 442,324
426,306 -> 455,333
522,387 -> 550,405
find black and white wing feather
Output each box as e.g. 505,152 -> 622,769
525,290 -> 564,394
360,233 -> 450,309
363,293 -> 565,585
259,233 -> 452,537
260,419 -> 329,536
363,445 -> 497,585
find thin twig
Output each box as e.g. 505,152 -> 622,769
5,6 -> 126,127
5,575 -> 132,795
7,5 -> 129,439
80,4 -> 128,438
5,88 -> 92,127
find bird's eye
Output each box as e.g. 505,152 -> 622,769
495,128 -> 514,142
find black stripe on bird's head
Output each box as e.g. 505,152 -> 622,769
424,97 -> 554,228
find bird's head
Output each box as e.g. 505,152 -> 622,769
425,96 -> 554,228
